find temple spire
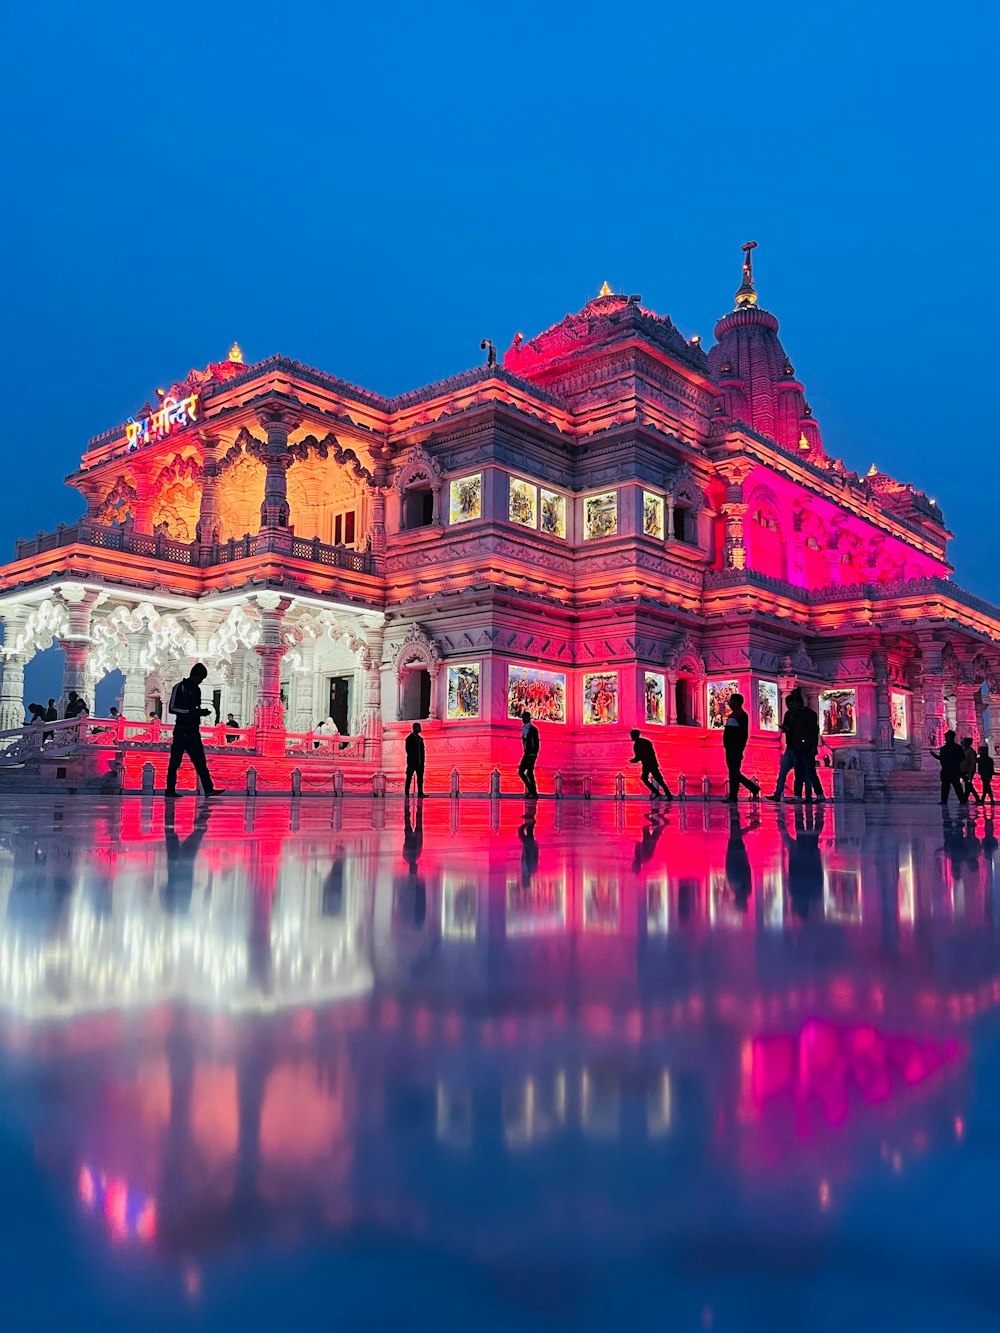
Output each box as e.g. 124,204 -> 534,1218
598,280 -> 613,297
735,240 -> 758,308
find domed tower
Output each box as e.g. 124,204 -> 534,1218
708,243 -> 824,459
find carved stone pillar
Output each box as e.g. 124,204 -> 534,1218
361,624 -> 385,763
721,501 -> 748,571
665,495 -> 676,543
955,682 -> 980,745
252,595 -> 292,741
0,655 -> 26,732
789,512 -> 806,587
197,433 -> 221,554
909,674 -> 926,769
122,638 -> 148,721
872,649 -> 893,754
663,670 -> 676,725
291,635 -> 316,734
369,484 -> 387,573
919,640 -> 946,748
56,586 -> 101,713
255,400 -> 300,531
131,465 -> 157,536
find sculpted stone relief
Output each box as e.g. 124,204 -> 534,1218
215,451 -> 265,541
151,456 -> 202,540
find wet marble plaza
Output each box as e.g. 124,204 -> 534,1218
1,794 -> 999,1332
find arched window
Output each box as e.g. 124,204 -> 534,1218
747,498 -> 785,579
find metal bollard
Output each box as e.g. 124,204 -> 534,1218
554,771 -> 563,799
678,773 -> 687,800
490,768 -> 501,797
451,767 -> 460,797
701,774 -> 711,800
615,772 -> 625,798
246,766 -> 257,796
372,772 -> 385,797
141,763 -> 154,794
291,768 -> 302,797
582,774 -> 592,800
333,769 -> 343,797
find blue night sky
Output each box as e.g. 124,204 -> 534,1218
1,1 -> 996,701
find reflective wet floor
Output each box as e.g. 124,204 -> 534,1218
1,795 -> 999,1332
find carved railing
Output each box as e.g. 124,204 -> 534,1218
13,521 -> 376,575
703,568 -> 1000,622
285,730 -> 365,759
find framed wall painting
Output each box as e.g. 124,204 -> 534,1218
540,489 -> 567,539
582,672 -> 618,725
644,672 -> 666,725
507,666 -> 566,723
819,688 -> 857,737
583,491 -> 617,540
446,663 -> 480,720
643,491 -> 664,539
890,690 -> 908,740
707,679 -> 740,729
449,474 -> 482,524
508,477 -> 537,528
757,679 -> 780,732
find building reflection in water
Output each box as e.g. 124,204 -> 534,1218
0,797 -> 996,1268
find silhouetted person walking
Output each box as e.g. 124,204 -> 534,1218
629,728 -> 672,799
790,697 -> 824,802
518,710 -> 540,797
42,697 -> 57,742
64,691 -> 87,720
930,730 -> 966,806
404,722 -> 426,797
165,663 -> 219,797
765,690 -> 801,802
722,693 -> 760,802
978,744 -> 996,806
960,737 -> 980,803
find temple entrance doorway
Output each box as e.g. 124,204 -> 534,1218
328,676 -> 352,735
675,679 -> 692,726
400,668 -> 431,722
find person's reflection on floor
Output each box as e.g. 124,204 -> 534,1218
780,803 -> 825,920
322,854 -> 345,916
632,807 -> 668,875
725,805 -> 760,913
938,807 -> 981,893
162,799 -> 211,913
518,799 -> 539,887
399,799 -> 426,927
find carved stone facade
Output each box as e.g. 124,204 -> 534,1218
0,257 -> 998,792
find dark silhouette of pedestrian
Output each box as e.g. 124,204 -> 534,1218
404,722 -> 426,797
724,806 -> 760,913
26,702 -> 45,730
165,663 -> 219,797
930,730 -> 966,806
399,802 -> 426,927
790,696 -> 824,802
632,807 -> 669,874
780,803 -> 825,919
518,805 -> 539,886
64,691 -> 88,720
960,737 -> 980,803
629,728 -> 672,799
765,690 -> 801,802
162,800 -> 211,913
722,693 -> 760,802
518,710 -> 540,797
42,697 -> 57,742
978,744 -> 995,806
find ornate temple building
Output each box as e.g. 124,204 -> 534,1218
1,245 -> 998,795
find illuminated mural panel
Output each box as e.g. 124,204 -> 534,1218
508,478 -> 537,528
820,689 -> 857,737
582,672 -> 618,725
507,666 -> 566,723
446,663 -> 480,720
891,691 -> 908,741
644,672 -> 665,725
707,679 -> 740,729
643,492 -> 664,539
449,474 -> 481,525
583,492 -> 617,540
758,680 -> 780,732
540,489 -> 566,539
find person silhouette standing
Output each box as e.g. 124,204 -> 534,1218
790,696 -> 824,802
629,728 -> 672,799
404,722 -> 426,797
518,710 -> 540,797
765,690 -> 801,802
165,663 -> 219,797
722,693 -> 760,802
930,730 -> 966,806
960,737 -> 980,803
978,744 -> 996,806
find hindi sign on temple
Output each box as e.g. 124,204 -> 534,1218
125,393 -> 198,450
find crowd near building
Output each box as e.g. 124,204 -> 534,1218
1,246 -> 998,795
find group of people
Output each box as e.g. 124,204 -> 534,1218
931,732 -> 996,806
26,691 -> 89,730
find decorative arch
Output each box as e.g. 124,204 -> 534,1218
831,525 -> 867,586
94,476 -> 137,527
797,507 -> 831,589
1,598 -> 70,661
392,447 -> 443,531
745,483 -> 787,580
392,624 -> 442,722
151,455 -> 203,540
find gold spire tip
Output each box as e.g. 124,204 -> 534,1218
229,341 -> 243,363
598,280 -> 613,297
735,240 -> 758,308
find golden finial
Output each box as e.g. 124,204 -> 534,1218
229,341 -> 243,363
735,240 -> 758,308
598,280 -> 613,297
867,463 -> 879,476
